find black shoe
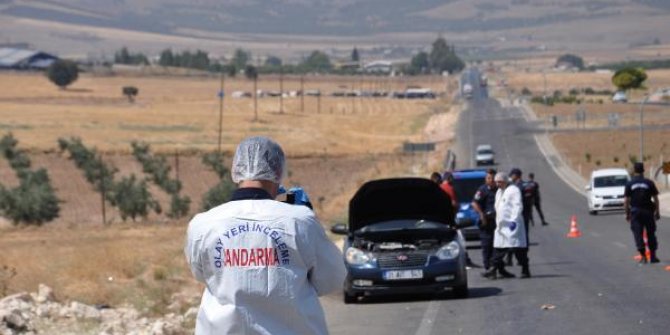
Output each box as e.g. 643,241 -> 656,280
521,267 -> 531,278
650,257 -> 660,263
542,221 -> 549,226
498,268 -> 516,278
481,269 -> 497,280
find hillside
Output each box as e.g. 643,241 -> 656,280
2,0 -> 670,60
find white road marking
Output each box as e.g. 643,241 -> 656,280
414,300 -> 441,335
613,241 -> 627,249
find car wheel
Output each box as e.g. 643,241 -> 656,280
589,210 -> 597,216
343,292 -> 357,304
453,284 -> 469,299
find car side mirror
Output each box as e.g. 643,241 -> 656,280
585,185 -> 591,191
330,223 -> 348,235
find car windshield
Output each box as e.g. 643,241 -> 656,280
361,220 -> 446,232
594,175 -> 628,188
452,177 -> 485,203
477,149 -> 493,155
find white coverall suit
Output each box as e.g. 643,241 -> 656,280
185,195 -> 346,335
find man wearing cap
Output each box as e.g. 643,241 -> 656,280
624,162 -> 661,263
184,136 -> 346,334
482,171 -> 530,279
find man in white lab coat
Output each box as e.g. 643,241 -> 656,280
185,136 -> 346,335
481,171 -> 530,279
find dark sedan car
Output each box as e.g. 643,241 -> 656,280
331,178 -> 468,303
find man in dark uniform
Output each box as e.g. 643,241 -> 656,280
624,162 -> 661,264
526,173 -> 549,226
472,169 -> 498,270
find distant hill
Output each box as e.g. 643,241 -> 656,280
2,0 -> 670,61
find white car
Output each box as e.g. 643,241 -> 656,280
612,91 -> 627,103
475,144 -> 495,166
586,168 -> 630,215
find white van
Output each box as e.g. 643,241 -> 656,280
586,168 -> 630,215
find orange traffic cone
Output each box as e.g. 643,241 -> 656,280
566,215 -> 582,238
633,231 -> 652,262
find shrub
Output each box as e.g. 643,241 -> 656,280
202,152 -> 229,179
584,87 -> 595,95
595,160 -> 601,166
110,175 -> 161,221
201,178 -> 236,211
585,153 -> 591,162
168,194 -> 191,219
0,169 -> 60,225
613,156 -> 619,163
123,86 -> 139,102
569,88 -> 580,96
0,133 -> 31,171
521,87 -> 532,95
59,137 -> 116,197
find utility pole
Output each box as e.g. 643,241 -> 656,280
175,149 -> 180,184
253,74 -> 258,122
217,71 -> 224,154
300,75 -> 305,113
99,156 -> 107,225
279,69 -> 284,114
640,94 -> 650,164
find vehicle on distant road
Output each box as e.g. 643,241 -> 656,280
451,169 -> 487,241
475,144 -> 495,166
612,91 -> 628,103
331,178 -> 468,303
586,168 -> 630,215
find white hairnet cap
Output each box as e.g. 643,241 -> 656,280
231,136 -> 286,184
494,172 -> 507,182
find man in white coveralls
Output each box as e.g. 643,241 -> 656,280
185,136 -> 346,334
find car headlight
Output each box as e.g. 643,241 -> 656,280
435,241 -> 461,260
594,195 -> 602,199
345,247 -> 372,265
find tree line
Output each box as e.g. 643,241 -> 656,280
0,135 -> 237,226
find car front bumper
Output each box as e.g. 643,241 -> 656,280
590,198 -> 625,211
344,260 -> 467,297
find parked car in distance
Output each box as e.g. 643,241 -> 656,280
612,91 -> 628,103
451,169 -> 487,241
475,144 -> 495,166
586,168 -> 630,215
331,178 -> 468,303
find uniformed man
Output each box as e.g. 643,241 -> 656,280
472,168 -> 498,270
526,173 -> 549,226
185,136 -> 345,334
624,162 -> 661,264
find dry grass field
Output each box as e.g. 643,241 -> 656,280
0,71 -> 458,312
552,130 -> 670,183
0,72 -> 449,155
502,68 -> 670,187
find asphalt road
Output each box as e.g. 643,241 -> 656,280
320,69 -> 670,335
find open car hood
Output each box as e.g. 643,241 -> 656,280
348,178 -> 455,232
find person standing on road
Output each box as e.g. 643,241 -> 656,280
506,168 -> 530,266
472,168 -> 498,270
184,136 -> 345,335
440,172 -> 458,208
482,172 -> 530,279
526,173 -> 549,226
624,162 -> 661,264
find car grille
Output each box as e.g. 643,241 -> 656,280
603,195 -> 623,199
377,252 -> 429,268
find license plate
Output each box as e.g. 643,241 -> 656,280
383,269 -> 423,281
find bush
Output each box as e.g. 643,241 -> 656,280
110,175 -> 161,221
59,137 -> 116,197
202,152 -> 229,179
0,133 -> 31,171
201,179 -> 236,211
131,141 -> 190,217
569,88 -> 580,96
168,194 -> 191,219
0,169 -> 60,225
585,153 -> 591,162
521,87 -> 532,95
123,86 -> 139,102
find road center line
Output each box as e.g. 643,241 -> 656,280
613,241 -> 627,249
414,300 -> 441,335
